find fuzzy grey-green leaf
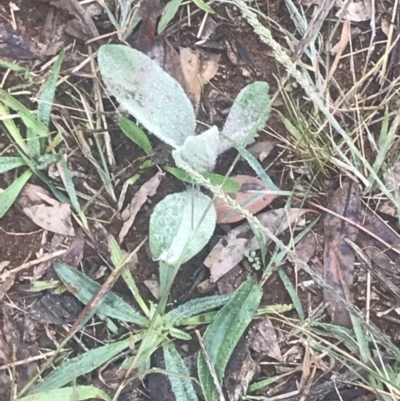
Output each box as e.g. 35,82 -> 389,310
149,189 -> 216,265
219,82 -> 271,154
98,45 -> 196,149
163,343 -> 198,401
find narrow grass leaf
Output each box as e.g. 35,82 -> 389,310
21,386 -> 111,401
164,166 -> 240,192
0,102 -> 29,155
0,88 -> 49,139
198,277 -> 262,401
119,117 -> 153,154
31,338 -> 132,393
108,235 -> 149,317
0,156 -> 26,173
60,154 -> 88,228
0,58 -> 33,85
17,151 -> 69,204
163,343 -> 198,401
158,0 -> 183,34
35,49 -> 65,153
231,142 -> 278,190
54,262 -> 148,325
277,267 -> 304,321
166,294 -> 231,325
192,0 -> 214,13
0,169 -> 32,218
249,372 -> 292,392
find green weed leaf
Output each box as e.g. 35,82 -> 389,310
166,294 -> 230,326
173,126 -> 219,172
219,82 -> 270,154
119,117 -> 153,154
192,0 -> 214,13
0,156 -> 27,174
198,277 -> 262,401
31,338 -> 132,393
0,169 -> 32,218
158,0 -> 183,34
164,167 -> 240,193
163,343 -> 198,401
20,386 -> 111,401
98,45 -> 195,149
149,189 -> 216,265
54,262 -> 148,325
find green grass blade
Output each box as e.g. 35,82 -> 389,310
164,166 -> 240,193
166,295 -> 230,326
108,235 -> 149,317
35,48 -> 65,153
192,0 -> 214,13
0,102 -> 29,155
17,150 -> 69,203
0,156 -> 27,173
119,117 -> 153,154
0,88 -> 49,158
59,154 -> 88,229
163,343 -> 199,401
20,385 -> 111,401
230,141 -> 278,190
198,277 -> 262,401
0,169 -> 32,218
158,0 -> 183,34
0,58 -> 33,85
54,262 -> 148,326
30,338 -> 132,393
277,267 -> 304,321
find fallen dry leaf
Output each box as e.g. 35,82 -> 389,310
119,172 -> 163,243
215,175 -> 278,224
224,337 -> 258,401
248,140 -> 275,162
248,317 -> 282,361
18,184 -> 75,236
205,208 -> 307,282
323,179 -> 360,328
179,47 -> 219,113
44,0 -> 99,38
0,261 -> 13,300
337,0 -> 372,21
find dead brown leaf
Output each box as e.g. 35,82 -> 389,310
323,179 -> 360,328
224,337 -> 258,401
119,172 -> 163,243
205,208 -> 307,282
0,261 -> 13,301
215,175 -> 278,224
18,184 -> 75,236
248,317 -> 282,361
43,0 -> 99,38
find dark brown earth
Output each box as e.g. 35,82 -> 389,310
1,0 -> 400,400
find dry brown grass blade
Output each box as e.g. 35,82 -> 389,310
324,179 -> 361,327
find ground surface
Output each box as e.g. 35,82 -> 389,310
1,0 -> 400,400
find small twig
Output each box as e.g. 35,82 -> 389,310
195,330 -> 226,401
0,250 -> 66,281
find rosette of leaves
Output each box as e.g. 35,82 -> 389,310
98,44 -> 271,267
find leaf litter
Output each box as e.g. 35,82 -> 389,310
205,208 -> 307,282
